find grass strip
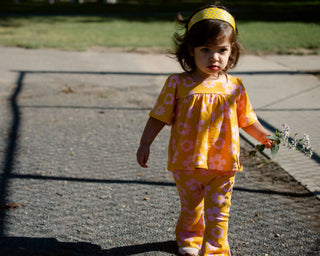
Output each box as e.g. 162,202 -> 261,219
0,16 -> 319,54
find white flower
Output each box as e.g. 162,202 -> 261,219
250,123 -> 313,158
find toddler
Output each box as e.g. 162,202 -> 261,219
137,4 -> 273,256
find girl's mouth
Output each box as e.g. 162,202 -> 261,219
208,65 -> 219,71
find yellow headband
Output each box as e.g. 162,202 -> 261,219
188,7 -> 236,32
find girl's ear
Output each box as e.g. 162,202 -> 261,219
188,44 -> 194,57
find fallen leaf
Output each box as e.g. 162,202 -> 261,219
0,203 -> 25,210
62,87 -> 75,93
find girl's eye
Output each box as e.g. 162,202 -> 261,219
201,48 -> 210,53
219,48 -> 228,53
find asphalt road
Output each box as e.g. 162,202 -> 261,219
0,47 -> 319,256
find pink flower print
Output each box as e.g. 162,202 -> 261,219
164,93 -> 174,105
222,82 -> 233,94
211,192 -> 226,205
204,185 -> 211,196
207,207 -> 226,221
208,154 -> 226,170
237,92 -> 246,110
248,100 -> 254,110
204,240 -> 220,252
226,107 -> 233,119
184,216 -> 197,225
183,77 -> 195,88
181,206 -> 191,213
193,153 -> 206,166
231,126 -> 239,142
172,170 -> 181,180
211,112 -> 216,122
187,106 -> 194,119
192,190 -> 204,201
215,120 -> 222,131
154,105 -> 165,116
181,139 -> 194,152
229,143 -> 238,155
220,101 -> 227,112
200,102 -> 208,113
183,208 -> 204,224
186,178 -> 201,191
250,111 -> 257,121
177,122 -> 191,135
221,102 -> 232,119
239,115 -> 250,127
213,138 -> 225,150
197,119 -> 205,132
171,138 -> 177,151
200,168 -> 210,176
180,197 -> 189,206
232,162 -> 238,170
183,95 -> 192,104
212,227 -> 225,239
207,95 -> 216,104
203,81 -> 215,88
179,231 -> 195,243
172,151 -> 179,164
232,82 -> 239,91
183,155 -> 193,168
168,74 -> 179,88
224,237 -> 229,247
221,180 -> 233,193
176,184 -> 187,196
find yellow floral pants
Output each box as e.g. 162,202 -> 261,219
172,169 -> 236,256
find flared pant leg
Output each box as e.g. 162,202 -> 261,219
173,170 -> 205,250
172,170 -> 236,255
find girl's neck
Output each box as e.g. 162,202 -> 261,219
190,70 -> 228,83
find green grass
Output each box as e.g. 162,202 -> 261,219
0,16 -> 177,51
0,16 -> 319,54
239,22 -> 320,54
0,0 -> 319,54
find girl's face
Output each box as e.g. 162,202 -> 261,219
191,35 -> 232,81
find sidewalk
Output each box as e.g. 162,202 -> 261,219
0,47 -> 319,255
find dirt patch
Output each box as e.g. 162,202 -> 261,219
240,142 -> 320,231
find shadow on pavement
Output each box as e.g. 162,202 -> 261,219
101,240 -> 178,255
0,237 -> 101,256
0,237 -> 178,256
0,72 -> 24,237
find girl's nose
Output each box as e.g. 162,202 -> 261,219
210,52 -> 219,61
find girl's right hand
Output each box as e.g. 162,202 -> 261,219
136,144 -> 150,168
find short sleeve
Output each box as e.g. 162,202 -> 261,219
149,74 -> 179,125
236,80 -> 257,128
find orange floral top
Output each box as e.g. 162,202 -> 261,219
149,73 -> 257,172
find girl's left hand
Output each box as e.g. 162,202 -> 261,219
259,135 -> 274,149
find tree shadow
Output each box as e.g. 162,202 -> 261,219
0,1 -> 319,22
0,72 -> 24,237
0,237 -> 178,256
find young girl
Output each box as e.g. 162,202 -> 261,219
137,4 -> 273,256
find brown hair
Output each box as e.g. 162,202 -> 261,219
173,4 -> 242,73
